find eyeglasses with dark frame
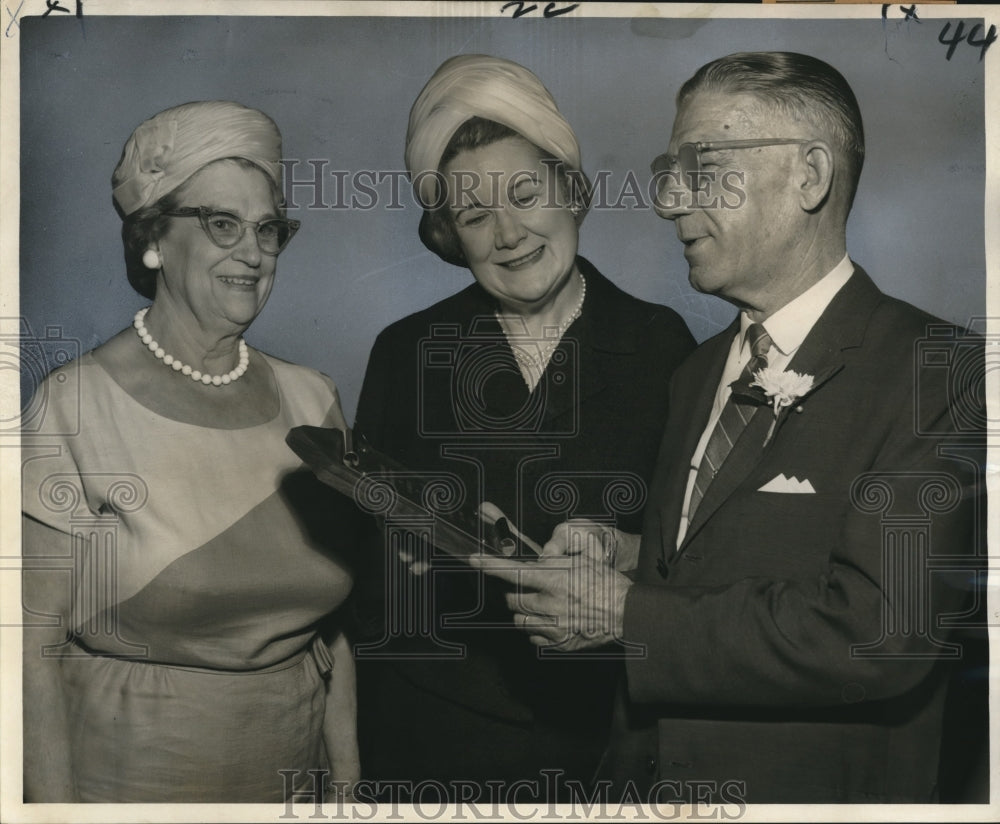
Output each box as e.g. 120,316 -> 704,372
165,207 -> 301,255
651,138 -> 811,190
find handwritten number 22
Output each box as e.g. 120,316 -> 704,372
938,21 -> 997,61
501,1 -> 580,19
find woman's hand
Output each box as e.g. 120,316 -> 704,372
478,502 -> 543,556
321,629 -> 360,792
21,515 -> 78,802
396,502 -> 544,575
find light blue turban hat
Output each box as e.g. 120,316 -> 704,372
112,100 -> 282,217
404,54 -> 582,208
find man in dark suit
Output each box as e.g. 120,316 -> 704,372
476,51 -> 985,804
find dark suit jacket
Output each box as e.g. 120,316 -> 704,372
603,266 -> 984,803
353,257 -> 695,784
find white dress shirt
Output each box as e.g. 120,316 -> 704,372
675,255 -> 855,548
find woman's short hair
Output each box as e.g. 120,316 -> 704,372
121,189 -> 183,300
121,157 -> 284,299
418,117 -> 591,268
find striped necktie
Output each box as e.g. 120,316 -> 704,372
688,323 -> 772,521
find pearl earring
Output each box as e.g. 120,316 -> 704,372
142,249 -> 162,270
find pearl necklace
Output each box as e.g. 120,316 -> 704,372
133,307 -> 249,387
496,271 -> 587,389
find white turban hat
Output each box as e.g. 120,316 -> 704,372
404,54 -> 581,208
112,100 -> 282,217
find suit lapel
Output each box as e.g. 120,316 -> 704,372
782,264 -> 879,386
677,264 -> 883,552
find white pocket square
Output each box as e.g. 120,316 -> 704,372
758,473 -> 816,494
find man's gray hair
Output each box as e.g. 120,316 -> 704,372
678,52 -> 865,209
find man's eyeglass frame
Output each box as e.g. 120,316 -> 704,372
651,138 -> 811,189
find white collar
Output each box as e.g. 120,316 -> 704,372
739,255 -> 854,355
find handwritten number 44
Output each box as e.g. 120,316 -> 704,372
939,21 -> 997,61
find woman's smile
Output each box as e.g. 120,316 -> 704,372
446,136 -> 580,314
218,274 -> 261,289
497,245 -> 545,270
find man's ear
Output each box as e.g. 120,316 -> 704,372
798,140 -> 835,212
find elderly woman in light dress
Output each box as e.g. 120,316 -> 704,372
22,101 -> 359,802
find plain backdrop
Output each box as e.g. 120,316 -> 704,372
18,13 -> 986,420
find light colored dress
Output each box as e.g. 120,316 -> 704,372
22,350 -> 355,802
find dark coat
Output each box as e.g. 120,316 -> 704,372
353,257 -> 695,789
601,266 -> 984,804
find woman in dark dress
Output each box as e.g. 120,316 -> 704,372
352,54 -> 695,800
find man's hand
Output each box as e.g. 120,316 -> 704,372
470,521 -> 633,651
539,518 -> 642,573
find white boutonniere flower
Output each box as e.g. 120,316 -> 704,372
750,367 -> 815,445
751,367 -> 815,414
